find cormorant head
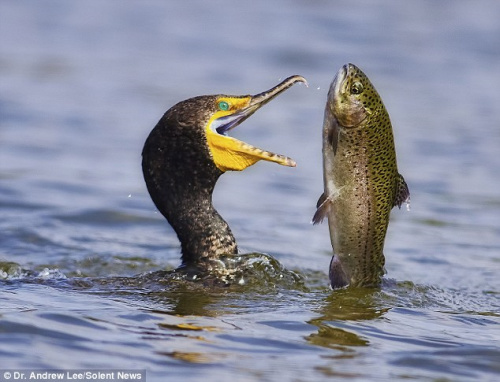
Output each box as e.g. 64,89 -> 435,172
168,75 -> 307,173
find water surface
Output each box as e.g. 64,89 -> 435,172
1,1 -> 499,381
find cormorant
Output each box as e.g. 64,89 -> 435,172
142,76 -> 306,274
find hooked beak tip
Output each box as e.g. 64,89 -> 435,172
251,75 -> 308,105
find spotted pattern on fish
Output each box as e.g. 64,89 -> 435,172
314,63 -> 410,288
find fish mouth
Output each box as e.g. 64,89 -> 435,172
207,75 -> 308,172
332,64 -> 348,97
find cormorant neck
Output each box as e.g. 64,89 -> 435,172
142,113 -> 238,266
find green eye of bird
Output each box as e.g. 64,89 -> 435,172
218,101 -> 229,111
350,82 -> 363,95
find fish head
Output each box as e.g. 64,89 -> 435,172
329,63 -> 383,128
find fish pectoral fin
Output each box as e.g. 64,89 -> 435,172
394,173 -> 410,210
312,192 -> 333,225
316,192 -> 327,208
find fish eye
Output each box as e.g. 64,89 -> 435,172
350,82 -> 364,95
218,101 -> 230,111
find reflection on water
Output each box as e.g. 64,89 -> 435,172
307,325 -> 370,349
1,0 -> 500,381
316,287 -> 390,321
307,288 -> 386,349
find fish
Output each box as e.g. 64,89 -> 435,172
313,63 -> 410,288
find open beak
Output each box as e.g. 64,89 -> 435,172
207,75 -> 308,172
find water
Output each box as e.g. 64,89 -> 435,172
1,0 -> 499,380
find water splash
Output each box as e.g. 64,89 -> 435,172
133,252 -> 306,291
0,261 -> 66,280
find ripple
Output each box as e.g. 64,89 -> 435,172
391,346 -> 500,379
0,320 -> 87,342
51,208 -> 160,226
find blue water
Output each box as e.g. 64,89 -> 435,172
1,1 -> 499,381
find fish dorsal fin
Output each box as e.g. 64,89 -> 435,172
394,173 -> 410,209
312,192 -> 331,225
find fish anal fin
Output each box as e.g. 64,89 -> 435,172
329,256 -> 349,289
312,193 -> 332,225
394,173 -> 410,210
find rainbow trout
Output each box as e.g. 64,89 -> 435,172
313,63 -> 410,288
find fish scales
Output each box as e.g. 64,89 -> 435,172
314,63 -> 409,288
